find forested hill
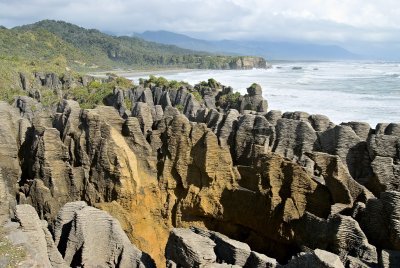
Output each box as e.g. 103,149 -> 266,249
8,20 -> 266,70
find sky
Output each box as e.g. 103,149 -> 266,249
1,0 -> 399,58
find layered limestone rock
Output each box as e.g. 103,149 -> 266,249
230,57 -> 268,69
166,227 -> 278,268
19,126 -> 78,221
367,134 -> 400,194
54,201 -> 154,267
1,201 -> 154,267
318,124 -> 372,181
284,249 -> 344,268
166,227 -> 347,268
5,204 -> 67,267
1,75 -> 400,267
0,102 -> 27,195
380,249 -> 400,268
239,84 -> 268,113
294,212 -> 377,266
359,191 -> 400,251
307,152 -> 374,212
165,228 -> 217,267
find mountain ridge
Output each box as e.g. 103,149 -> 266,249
136,30 -> 360,60
2,20 -> 267,71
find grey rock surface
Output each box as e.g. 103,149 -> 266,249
2,74 -> 400,268
341,122 -> 372,141
55,201 -> 154,267
132,102 -> 154,135
273,118 -> 317,160
165,228 -> 217,267
166,227 -> 281,268
11,204 -> 67,267
295,212 -> 377,266
380,249 -> 400,268
284,249 -> 344,268
319,125 -> 371,180
191,227 -> 252,266
239,84 -> 268,113
245,251 -> 278,268
309,114 -> 334,132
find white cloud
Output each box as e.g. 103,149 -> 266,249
0,0 -> 399,46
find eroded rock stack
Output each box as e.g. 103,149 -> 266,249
0,74 -> 400,267
165,227 -> 345,268
0,202 -> 153,267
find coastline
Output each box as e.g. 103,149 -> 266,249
88,68 -> 194,78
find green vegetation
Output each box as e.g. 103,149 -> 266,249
0,20 -> 264,104
0,228 -> 26,267
124,98 -> 133,110
0,54 -> 69,104
67,81 -> 111,109
40,89 -> 60,107
249,83 -> 259,90
145,75 -> 169,87
168,80 -> 183,89
0,87 -> 26,104
198,78 -> 221,89
114,77 -> 133,88
0,28 -> 81,105
0,27 -> 86,65
6,20 -> 263,71
175,104 -> 184,112
141,75 -> 186,89
217,92 -> 241,109
207,78 -> 220,89
64,77 -> 133,109
191,91 -> 202,102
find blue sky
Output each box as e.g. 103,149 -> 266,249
1,0 -> 399,58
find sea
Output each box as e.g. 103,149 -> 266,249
128,61 -> 400,127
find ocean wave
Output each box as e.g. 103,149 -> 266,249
142,62 -> 400,126
295,78 -> 312,85
268,94 -> 299,98
385,72 -> 400,78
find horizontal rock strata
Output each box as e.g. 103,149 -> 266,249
0,74 -> 399,267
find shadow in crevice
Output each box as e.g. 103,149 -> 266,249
70,245 -> 83,268
57,221 -> 72,257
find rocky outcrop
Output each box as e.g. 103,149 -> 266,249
166,227 -> 348,268
165,228 -> 217,267
318,124 -> 372,180
307,152 -> 373,211
358,191 -> 400,251
4,204 -> 67,267
367,134 -> 400,194
294,212 -> 377,266
284,249 -> 344,268
239,84 -> 268,113
1,202 -> 154,267
229,56 -> 268,69
233,114 -> 274,164
1,75 -> 400,267
191,227 -> 253,266
273,118 -> 317,162
54,201 -> 154,267
19,72 -> 99,93
0,102 -> 27,193
166,227 -> 278,268
380,249 -> 400,268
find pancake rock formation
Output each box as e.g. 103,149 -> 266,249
0,73 -> 400,267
